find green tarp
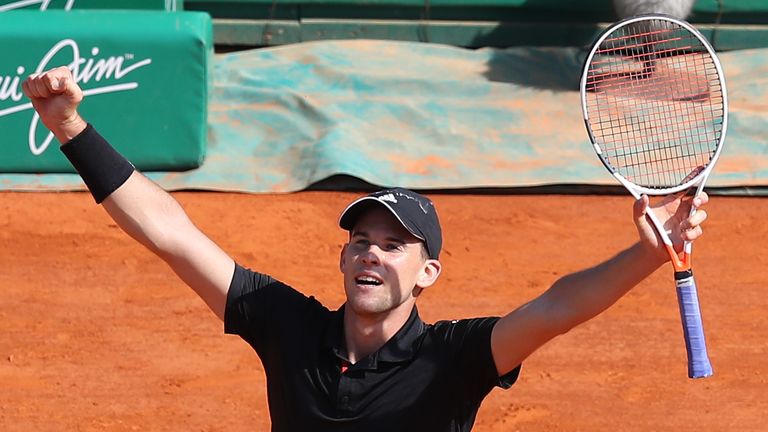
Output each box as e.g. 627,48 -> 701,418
1,40 -> 766,194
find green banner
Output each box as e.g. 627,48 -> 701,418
0,10 -> 211,173
0,0 -> 182,11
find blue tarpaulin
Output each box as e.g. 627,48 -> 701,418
2,40 -> 766,193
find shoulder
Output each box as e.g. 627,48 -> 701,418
423,316 -> 501,353
228,263 -> 324,307
225,263 -> 331,336
429,316 -> 501,338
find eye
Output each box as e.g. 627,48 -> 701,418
353,238 -> 370,248
385,243 -> 404,251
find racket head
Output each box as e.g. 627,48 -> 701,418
580,14 -> 728,196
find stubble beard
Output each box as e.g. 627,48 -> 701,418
345,281 -> 407,317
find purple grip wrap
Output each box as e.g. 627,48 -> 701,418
675,272 -> 713,378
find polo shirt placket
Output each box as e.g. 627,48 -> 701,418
326,305 -> 427,419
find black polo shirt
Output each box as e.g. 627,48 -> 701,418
225,264 -> 521,432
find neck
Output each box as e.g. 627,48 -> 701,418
342,303 -> 414,364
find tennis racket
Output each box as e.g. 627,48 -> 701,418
580,14 -> 725,379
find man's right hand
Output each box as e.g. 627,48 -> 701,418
22,66 -> 87,144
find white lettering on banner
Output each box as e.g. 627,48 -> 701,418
0,66 -> 25,102
0,0 -> 75,12
1,1 -> 179,12
0,39 -> 152,156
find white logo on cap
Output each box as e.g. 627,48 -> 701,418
379,193 -> 397,203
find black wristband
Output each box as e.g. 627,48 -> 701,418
60,123 -> 135,204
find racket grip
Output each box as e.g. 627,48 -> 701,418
674,270 -> 713,379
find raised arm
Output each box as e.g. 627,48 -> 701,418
23,66 -> 234,320
490,193 -> 709,376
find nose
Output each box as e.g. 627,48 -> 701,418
360,245 -> 382,266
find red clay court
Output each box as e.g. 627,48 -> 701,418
1,191 -> 765,431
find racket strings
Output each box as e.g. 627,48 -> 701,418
584,19 -> 724,189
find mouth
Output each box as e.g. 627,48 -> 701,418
354,274 -> 383,287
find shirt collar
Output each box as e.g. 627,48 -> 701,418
324,305 -> 427,370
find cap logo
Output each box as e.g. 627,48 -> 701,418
379,190 -> 432,215
378,193 -> 397,204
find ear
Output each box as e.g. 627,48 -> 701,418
339,243 -> 349,273
414,259 -> 442,295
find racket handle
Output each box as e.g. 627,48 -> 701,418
674,270 -> 713,379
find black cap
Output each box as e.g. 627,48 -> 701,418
338,188 -> 442,259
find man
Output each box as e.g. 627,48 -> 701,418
23,67 -> 709,431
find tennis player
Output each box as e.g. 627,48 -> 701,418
23,67 -> 710,431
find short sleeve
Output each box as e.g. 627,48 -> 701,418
224,263 -> 322,353
434,317 -> 521,399
224,263 -> 273,337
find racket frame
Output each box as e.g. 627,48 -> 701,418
580,13 -> 728,273
579,14 -> 724,378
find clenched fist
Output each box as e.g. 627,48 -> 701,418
23,66 -> 87,143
